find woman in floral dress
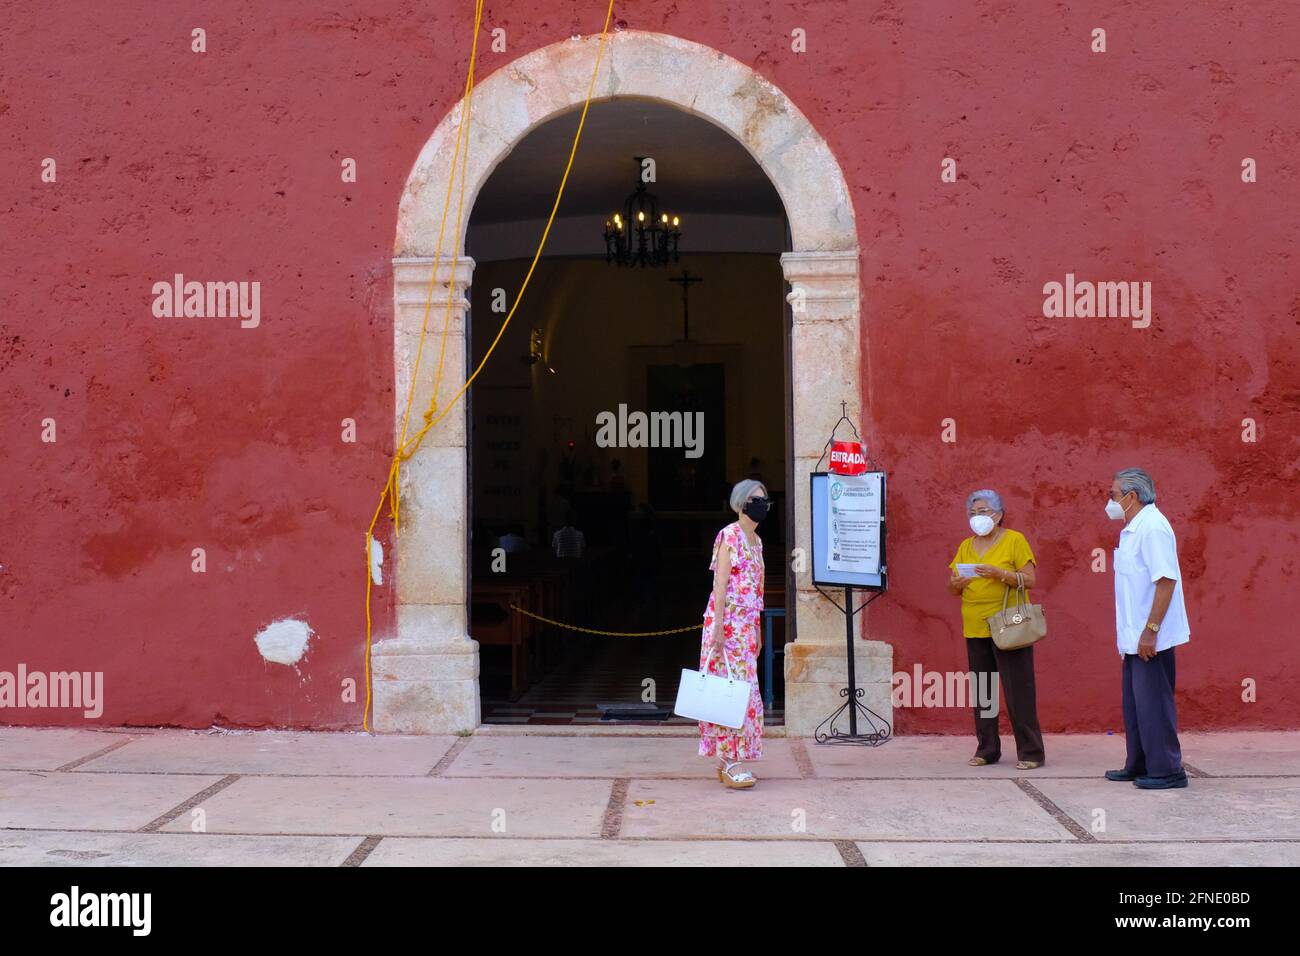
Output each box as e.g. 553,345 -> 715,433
699,479 -> 770,788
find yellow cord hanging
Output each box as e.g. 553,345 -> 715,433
363,0 -> 617,731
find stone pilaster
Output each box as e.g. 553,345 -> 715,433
372,256 -> 480,733
779,250 -> 893,735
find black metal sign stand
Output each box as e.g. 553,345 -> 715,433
811,403 -> 892,746
812,585 -> 892,745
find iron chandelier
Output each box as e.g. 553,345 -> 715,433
603,157 -> 682,267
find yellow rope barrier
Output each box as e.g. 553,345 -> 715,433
363,0 -> 617,731
508,605 -> 703,637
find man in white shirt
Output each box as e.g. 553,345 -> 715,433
1103,468 -> 1190,790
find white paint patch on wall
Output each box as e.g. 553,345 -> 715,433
254,619 -> 314,665
368,534 -> 384,586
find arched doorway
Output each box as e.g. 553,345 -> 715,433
375,30 -> 885,734
466,98 -> 789,723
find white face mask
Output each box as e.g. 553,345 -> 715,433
969,514 -> 996,536
1105,497 -> 1127,520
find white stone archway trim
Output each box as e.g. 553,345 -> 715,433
375,31 -> 890,734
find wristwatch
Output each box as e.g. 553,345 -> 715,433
1144,621 -> 1160,633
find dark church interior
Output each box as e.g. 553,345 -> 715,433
464,100 -> 793,724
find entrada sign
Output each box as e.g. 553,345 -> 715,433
829,440 -> 867,475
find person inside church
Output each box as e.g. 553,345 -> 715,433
551,512 -> 586,559
608,457 -> 627,492
496,525 -> 527,554
948,489 -> 1045,770
698,479 -> 770,788
629,503 -> 663,613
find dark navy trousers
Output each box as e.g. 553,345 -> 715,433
1121,647 -> 1183,778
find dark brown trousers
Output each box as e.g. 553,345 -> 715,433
965,637 -> 1046,764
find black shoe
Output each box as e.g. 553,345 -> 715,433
1134,771 -> 1189,790
1105,769 -> 1142,781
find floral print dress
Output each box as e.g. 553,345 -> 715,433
698,521 -> 764,760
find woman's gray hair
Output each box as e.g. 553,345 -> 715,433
729,478 -> 766,515
965,489 -> 1004,514
1115,468 -> 1156,504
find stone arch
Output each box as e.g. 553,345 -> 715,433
396,31 -> 856,257
377,30 -> 885,734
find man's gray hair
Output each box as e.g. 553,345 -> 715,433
965,489 -> 1004,513
1115,467 -> 1156,504
729,478 -> 766,515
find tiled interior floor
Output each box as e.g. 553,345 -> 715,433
477,555 -> 788,726
481,631 -> 784,726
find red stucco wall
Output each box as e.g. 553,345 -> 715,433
1,2 -> 1296,731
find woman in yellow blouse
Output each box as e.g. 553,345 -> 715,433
948,489 -> 1045,769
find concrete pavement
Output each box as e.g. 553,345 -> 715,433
1,726 -> 1298,866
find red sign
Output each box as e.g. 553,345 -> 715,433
829,440 -> 867,475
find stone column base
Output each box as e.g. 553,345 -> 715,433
782,639 -> 893,737
370,634 -> 480,734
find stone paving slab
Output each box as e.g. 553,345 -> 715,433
620,778 -> 1076,841
859,840 -> 1300,866
75,729 -> 457,776
364,836 -> 845,866
0,770 -> 220,831
4,728 -> 1299,865
448,735 -> 801,778
0,830 -> 363,866
1179,732 -> 1300,777
1033,777 -> 1300,841
807,733 -> 1125,778
157,775 -> 613,838
0,728 -> 136,771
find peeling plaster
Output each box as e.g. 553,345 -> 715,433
368,535 -> 384,586
254,619 -> 313,666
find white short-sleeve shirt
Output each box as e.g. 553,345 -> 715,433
1113,504 -> 1191,656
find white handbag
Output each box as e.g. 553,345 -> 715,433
673,645 -> 751,729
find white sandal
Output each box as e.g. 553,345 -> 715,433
717,761 -> 756,789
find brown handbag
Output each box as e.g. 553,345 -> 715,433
986,572 -> 1048,650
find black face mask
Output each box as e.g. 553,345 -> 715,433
743,497 -> 771,522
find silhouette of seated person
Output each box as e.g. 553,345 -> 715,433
495,525 -> 528,554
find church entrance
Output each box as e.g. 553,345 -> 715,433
375,30 -> 874,737
466,99 -> 792,724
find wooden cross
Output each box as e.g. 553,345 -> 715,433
668,269 -> 704,341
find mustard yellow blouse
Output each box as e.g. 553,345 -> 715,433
949,529 -> 1036,638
